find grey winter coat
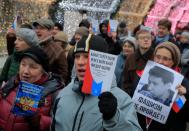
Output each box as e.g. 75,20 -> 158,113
51,77 -> 142,131
181,50 -> 189,66
181,50 -> 189,80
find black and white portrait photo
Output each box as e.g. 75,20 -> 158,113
132,61 -> 184,124
138,66 -> 174,106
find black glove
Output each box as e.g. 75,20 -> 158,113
27,112 -> 41,129
98,92 -> 117,120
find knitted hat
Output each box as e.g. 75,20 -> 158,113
79,19 -> 91,29
16,28 -> 39,47
118,21 -> 127,28
75,27 -> 89,37
154,41 -> 181,67
74,34 -> 108,54
33,18 -> 54,30
123,36 -> 137,50
20,47 -> 49,72
54,31 -> 68,43
181,31 -> 189,40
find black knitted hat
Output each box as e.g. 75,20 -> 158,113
79,19 -> 91,29
20,47 -> 49,72
74,34 -> 108,54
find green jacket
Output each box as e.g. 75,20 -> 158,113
0,52 -> 22,85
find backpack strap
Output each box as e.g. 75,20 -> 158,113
50,97 -> 61,131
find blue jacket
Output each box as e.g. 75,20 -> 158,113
115,52 -> 126,87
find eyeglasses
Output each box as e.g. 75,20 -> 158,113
154,55 -> 172,62
138,36 -> 152,40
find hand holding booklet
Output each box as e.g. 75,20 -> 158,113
12,81 -> 44,116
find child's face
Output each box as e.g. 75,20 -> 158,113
157,25 -> 169,37
180,35 -> 189,43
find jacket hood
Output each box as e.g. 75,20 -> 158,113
99,20 -> 109,34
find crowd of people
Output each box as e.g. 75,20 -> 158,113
0,16 -> 188,131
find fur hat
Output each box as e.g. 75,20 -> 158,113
54,31 -> 68,43
16,28 -> 39,47
20,47 -> 49,72
74,34 -> 108,54
75,27 -> 89,37
154,41 -> 181,68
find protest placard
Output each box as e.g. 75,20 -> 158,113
132,61 -> 184,124
82,50 -> 117,96
91,19 -> 99,34
109,20 -> 119,32
12,81 -> 44,116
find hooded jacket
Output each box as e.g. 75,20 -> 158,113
0,51 -> 23,86
51,76 -> 142,131
98,20 -> 122,55
115,52 -> 127,87
181,50 -> 189,80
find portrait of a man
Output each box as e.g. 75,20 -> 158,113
139,66 -> 174,106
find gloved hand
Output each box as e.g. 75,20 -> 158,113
27,112 -> 41,129
98,92 -> 117,120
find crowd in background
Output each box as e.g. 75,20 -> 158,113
0,17 -> 188,131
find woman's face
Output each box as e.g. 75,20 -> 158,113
154,48 -> 174,68
122,42 -> 135,55
74,34 -> 82,43
19,57 -> 44,83
14,37 -> 30,52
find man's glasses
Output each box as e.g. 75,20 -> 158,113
138,36 -> 151,40
154,55 -> 172,62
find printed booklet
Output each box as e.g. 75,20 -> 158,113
12,81 -> 43,116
